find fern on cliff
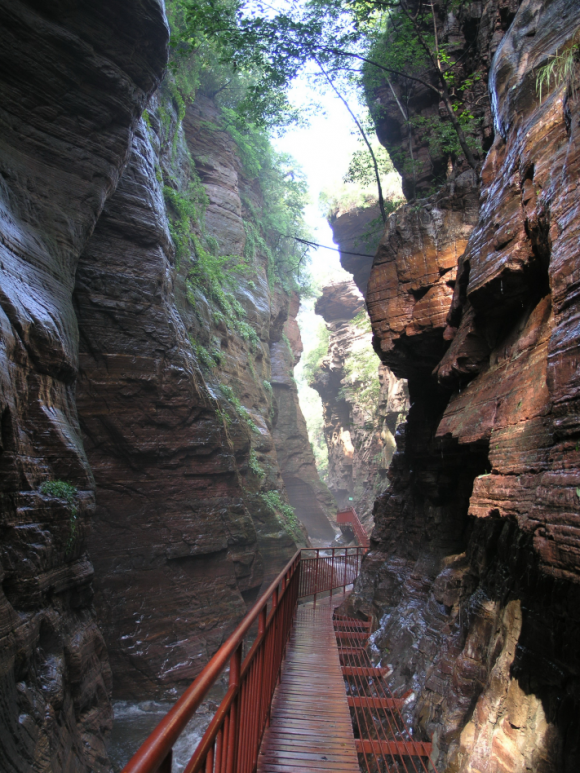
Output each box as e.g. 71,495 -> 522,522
536,34 -> 580,103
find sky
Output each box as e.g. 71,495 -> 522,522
273,72 -> 358,291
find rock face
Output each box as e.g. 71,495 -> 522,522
369,0 -> 519,199
328,203 -> 383,296
0,1 -> 167,770
0,0 -> 329,765
271,294 -> 338,543
352,0 -> 580,770
312,281 -> 409,533
73,91 -> 313,700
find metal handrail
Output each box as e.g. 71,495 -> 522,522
121,547 -> 364,773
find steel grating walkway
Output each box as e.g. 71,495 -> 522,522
257,592 -> 359,773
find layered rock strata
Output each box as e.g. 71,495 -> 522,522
0,0 -> 168,770
312,281 -> 408,534
352,0 -> 580,771
328,202 -> 383,296
73,92 -> 311,700
270,294 -> 337,543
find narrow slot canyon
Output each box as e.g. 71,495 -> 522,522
1,1 -> 580,772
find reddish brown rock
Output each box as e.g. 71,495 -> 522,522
0,1 -> 167,770
353,1 -> 580,771
312,281 -> 409,533
367,174 -> 480,379
73,93 -> 311,700
271,294 -> 338,543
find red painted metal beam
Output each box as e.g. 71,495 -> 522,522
121,551 -> 301,773
341,666 -> 391,678
355,739 -> 433,757
336,507 -> 370,548
347,697 -> 403,710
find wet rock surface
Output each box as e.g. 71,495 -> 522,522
0,0 -> 167,770
353,0 -> 580,770
74,94 -> 309,700
0,1 -> 330,767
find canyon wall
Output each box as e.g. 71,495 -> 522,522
270,293 -> 338,544
352,0 -> 580,771
0,1 -> 333,768
0,1 -> 168,770
73,90 -> 323,700
311,281 -> 409,533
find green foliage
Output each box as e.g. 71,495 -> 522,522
160,3 -> 313,316
343,312 -> 380,410
303,323 -> 330,385
40,480 -> 77,503
163,182 -> 209,266
40,480 -> 79,554
260,490 -> 302,541
189,337 -> 223,370
263,379 -> 273,397
164,0 -> 302,130
410,109 -> 480,159
248,449 -> 265,478
220,384 -> 260,434
344,144 -> 394,188
536,35 -> 580,103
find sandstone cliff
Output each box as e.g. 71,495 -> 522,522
73,89 -> 321,700
312,281 -> 409,534
0,2 -> 333,769
0,1 -> 167,770
271,293 -> 338,544
352,0 -> 580,770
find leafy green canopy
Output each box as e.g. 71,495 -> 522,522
169,0 -> 482,180
161,0 -> 313,311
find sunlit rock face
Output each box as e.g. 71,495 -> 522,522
328,202 -> 383,296
0,1 -> 167,770
311,281 -> 409,534
354,0 -> 580,770
74,92 -> 310,700
367,173 -> 481,379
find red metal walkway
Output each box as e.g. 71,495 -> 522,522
121,548 -> 436,773
257,593 -> 359,773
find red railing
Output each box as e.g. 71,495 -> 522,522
336,506 -> 370,548
298,547 -> 365,601
122,547 -> 364,773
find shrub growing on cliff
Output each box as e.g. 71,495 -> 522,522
40,480 -> 79,555
303,322 -> 330,385
220,384 -> 260,434
260,490 -> 302,542
536,33 -> 580,103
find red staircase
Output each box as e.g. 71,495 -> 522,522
336,506 -> 370,548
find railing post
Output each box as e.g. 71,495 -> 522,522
313,549 -> 319,606
343,547 -> 348,592
330,549 -> 335,598
226,644 -> 242,773
158,750 -> 172,773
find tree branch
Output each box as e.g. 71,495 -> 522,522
315,57 -> 387,224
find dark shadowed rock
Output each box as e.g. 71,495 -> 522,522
354,0 -> 580,770
0,0 -> 167,770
